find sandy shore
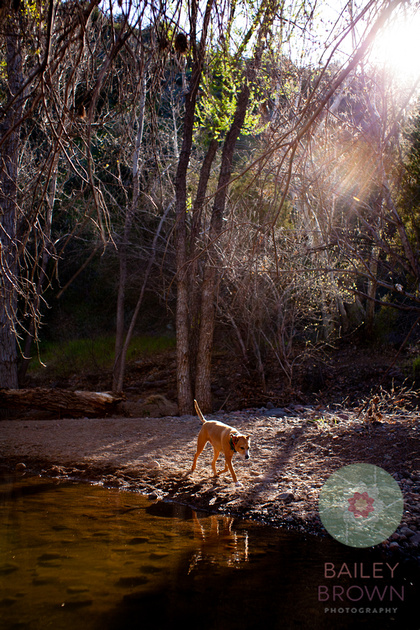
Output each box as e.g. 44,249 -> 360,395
1,406 -> 419,557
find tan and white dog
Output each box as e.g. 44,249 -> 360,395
190,400 -> 251,486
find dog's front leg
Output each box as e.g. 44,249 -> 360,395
216,462 -> 229,477
217,453 -> 238,484
225,458 -> 238,484
211,448 -> 221,476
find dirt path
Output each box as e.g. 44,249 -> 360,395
1,406 -> 419,558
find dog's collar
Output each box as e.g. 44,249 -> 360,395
230,434 -> 239,452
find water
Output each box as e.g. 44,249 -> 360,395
0,475 -> 417,630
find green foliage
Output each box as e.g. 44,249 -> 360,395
28,335 -> 175,378
399,106 -> 420,248
23,0 -> 40,21
372,304 -> 399,343
195,51 -> 267,142
412,355 -> 420,380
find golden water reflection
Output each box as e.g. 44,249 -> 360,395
0,476 -> 255,630
0,475 -> 415,630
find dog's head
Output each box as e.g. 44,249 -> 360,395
230,433 -> 251,460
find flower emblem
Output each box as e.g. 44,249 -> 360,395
348,491 -> 375,518
318,464 -> 404,547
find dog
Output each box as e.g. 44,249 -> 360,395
190,400 -> 251,486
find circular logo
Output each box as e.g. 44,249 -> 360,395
318,463 -> 404,548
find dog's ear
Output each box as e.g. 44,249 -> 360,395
246,435 -> 251,441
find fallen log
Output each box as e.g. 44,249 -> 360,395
0,388 -> 124,418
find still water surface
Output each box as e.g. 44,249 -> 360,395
0,475 -> 417,630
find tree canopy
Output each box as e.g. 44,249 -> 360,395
1,0 -> 419,409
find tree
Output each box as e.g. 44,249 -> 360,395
281,49 -> 420,343
0,3 -> 24,387
0,1 -> 130,387
399,104 -> 420,258
1,0 -> 412,408
174,0 -> 214,414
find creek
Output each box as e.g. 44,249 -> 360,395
0,474 -> 417,629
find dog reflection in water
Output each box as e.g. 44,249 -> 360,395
187,512 -> 249,573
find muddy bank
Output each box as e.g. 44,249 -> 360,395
1,406 -> 420,559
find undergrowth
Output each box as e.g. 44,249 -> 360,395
27,335 -> 175,378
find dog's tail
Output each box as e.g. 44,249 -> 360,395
194,399 -> 206,423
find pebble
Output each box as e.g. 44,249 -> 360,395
128,537 -> 149,545
408,533 -> 420,547
400,526 -> 416,537
261,408 -> 288,417
278,492 -> 295,503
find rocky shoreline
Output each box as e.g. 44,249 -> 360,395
1,405 -> 419,564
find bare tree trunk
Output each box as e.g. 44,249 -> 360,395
175,0 -> 213,415
188,138 -> 218,381
175,102 -> 196,413
365,246 -> 379,335
113,66 -> 148,391
364,193 -> 384,336
113,200 -> 173,393
0,23 -> 24,389
195,83 -> 250,412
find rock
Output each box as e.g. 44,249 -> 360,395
104,476 -> 121,488
262,408 -> 289,417
388,541 -> 400,550
278,492 -> 295,503
0,562 -> 19,575
128,537 -> 149,545
123,395 -> 178,417
399,526 -> 416,537
37,553 -> 65,562
33,576 -> 56,585
409,533 -> 420,547
337,413 -> 349,420
149,552 -> 168,559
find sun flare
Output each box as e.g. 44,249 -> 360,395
371,10 -> 420,82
